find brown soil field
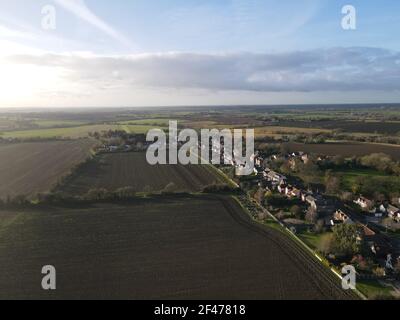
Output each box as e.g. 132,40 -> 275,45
271,120 -> 400,135
285,142 -> 400,160
0,195 -> 355,299
254,126 -> 331,138
60,152 -> 227,195
0,140 -> 94,199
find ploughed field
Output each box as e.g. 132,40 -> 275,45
267,120 -> 400,135
0,196 -> 354,299
285,142 -> 400,160
60,152 -> 227,194
0,140 -> 94,199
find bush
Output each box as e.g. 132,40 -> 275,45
162,182 -> 178,194
340,191 -> 355,202
84,188 -> 110,201
143,185 -> 153,193
360,153 -> 394,173
9,194 -> 29,206
265,193 -> 290,207
314,219 -> 326,234
331,224 -> 363,258
115,187 -> 136,199
290,205 -> 303,219
202,183 -> 237,194
317,233 -> 334,255
394,259 -> 400,275
305,207 -> 318,224
254,188 -> 266,205
351,254 -> 374,273
373,267 -> 386,277
36,191 -> 74,203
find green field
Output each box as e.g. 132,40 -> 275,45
118,124 -> 167,134
32,120 -> 88,128
1,124 -> 166,139
334,168 -> 390,189
357,280 -> 394,299
118,118 -> 173,126
298,231 -> 328,250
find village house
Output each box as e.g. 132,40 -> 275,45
288,158 -> 297,170
361,225 -> 393,258
272,179 -> 304,199
332,209 -> 354,225
285,151 -> 309,164
306,195 -> 336,225
387,204 -> 400,222
354,196 -> 375,212
301,153 -> 309,164
108,145 -> 119,152
224,154 -> 235,166
277,183 -> 287,194
287,187 -> 302,199
255,155 -> 265,167
270,154 -> 279,161
367,203 -> 387,219
301,190 -> 313,203
378,204 -> 387,214
264,169 -> 287,185
284,186 -> 293,197
305,195 -> 317,210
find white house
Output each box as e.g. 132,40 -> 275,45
388,205 -> 400,220
264,169 -> 287,184
333,209 -> 354,225
354,196 -> 375,212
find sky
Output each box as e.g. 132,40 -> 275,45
0,0 -> 399,108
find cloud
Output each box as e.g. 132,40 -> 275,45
54,0 -> 132,48
0,24 -> 37,40
7,47 -> 400,93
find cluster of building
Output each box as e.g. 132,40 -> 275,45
252,152 -> 398,260
354,196 -> 400,222
261,167 -> 348,228
255,151 -> 400,224
208,139 -> 256,175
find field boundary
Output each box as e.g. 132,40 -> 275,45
209,164 -> 361,300
238,196 -> 366,299
220,195 -> 358,300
